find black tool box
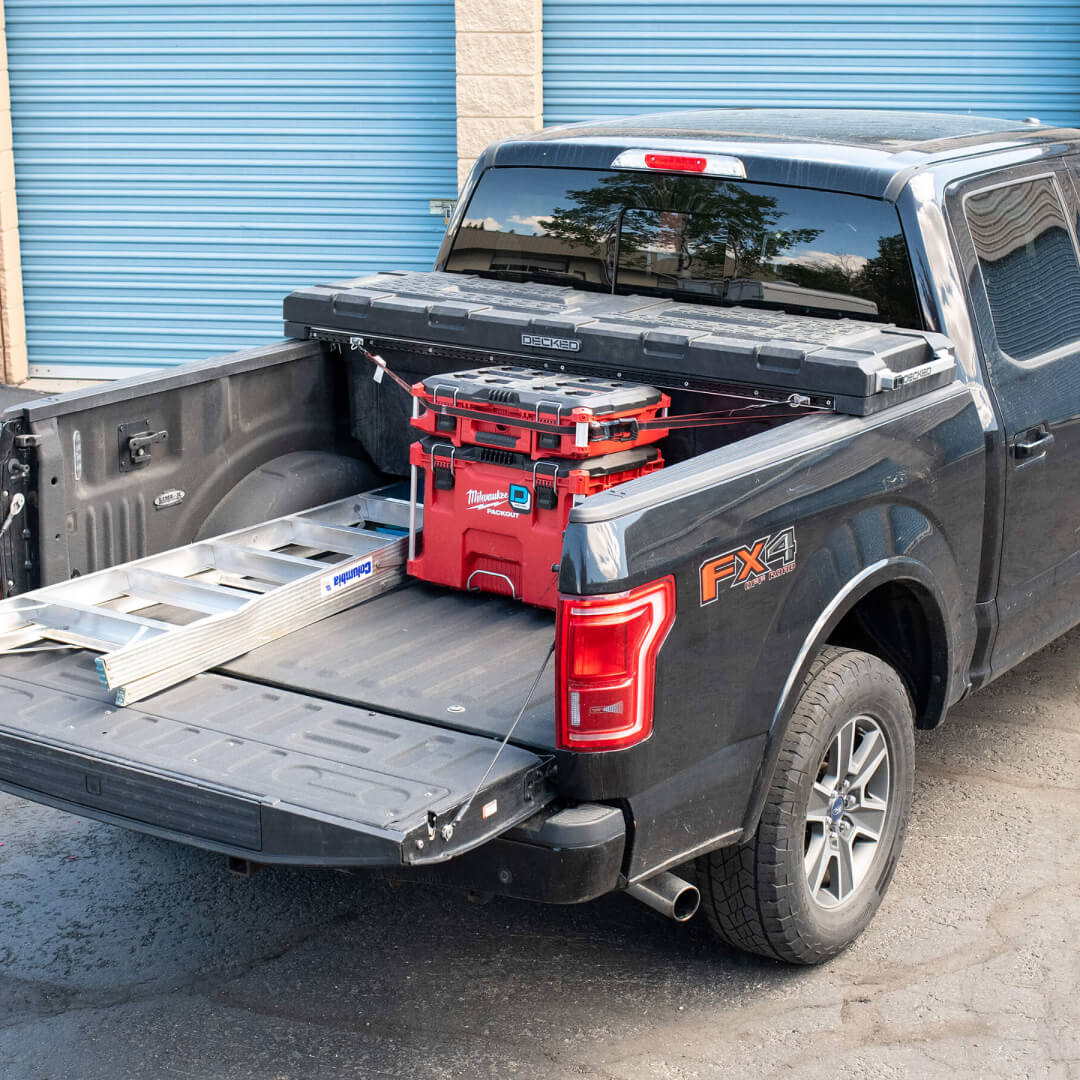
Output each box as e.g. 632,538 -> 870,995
283,270 -> 957,417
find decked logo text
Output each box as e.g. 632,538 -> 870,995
521,334 -> 581,352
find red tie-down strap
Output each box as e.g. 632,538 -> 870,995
352,344 -> 828,440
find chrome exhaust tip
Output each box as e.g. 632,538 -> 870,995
626,870 -> 700,922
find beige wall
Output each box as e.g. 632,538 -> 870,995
455,0 -> 543,189
0,2 -> 25,385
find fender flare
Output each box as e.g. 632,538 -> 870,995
738,556 -> 952,840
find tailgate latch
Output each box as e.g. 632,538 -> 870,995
119,420 -> 168,472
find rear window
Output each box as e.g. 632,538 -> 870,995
446,166 -> 922,327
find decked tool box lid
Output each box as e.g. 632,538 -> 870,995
284,270 -> 957,416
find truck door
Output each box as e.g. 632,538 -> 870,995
948,163 -> 1080,675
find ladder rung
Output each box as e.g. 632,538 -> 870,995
122,568 -> 251,615
210,543 -> 330,584
210,573 -> 274,595
17,600 -> 175,648
287,520 -> 385,556
299,493 -> 418,532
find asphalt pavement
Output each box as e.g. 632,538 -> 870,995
1,626 -> 1078,1079
0,385 -> 43,413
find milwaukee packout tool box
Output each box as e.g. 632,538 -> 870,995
284,270 -> 957,418
408,438 -> 663,608
411,365 -> 670,460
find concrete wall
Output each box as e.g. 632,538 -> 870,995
455,0 -> 543,189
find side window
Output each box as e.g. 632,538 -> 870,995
964,175 -> 1080,362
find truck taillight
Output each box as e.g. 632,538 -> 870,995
643,152 -> 706,173
610,148 -> 746,178
555,577 -> 675,752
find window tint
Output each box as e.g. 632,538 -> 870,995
446,167 -> 922,326
965,176 -> 1080,361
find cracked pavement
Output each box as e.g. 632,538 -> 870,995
1,627 -> 1078,1079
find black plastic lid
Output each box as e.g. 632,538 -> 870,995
419,365 -> 664,415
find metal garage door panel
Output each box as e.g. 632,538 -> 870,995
544,1 -> 1080,127
5,1 -> 458,376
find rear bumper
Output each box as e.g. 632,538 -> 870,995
380,803 -> 627,904
0,752 -> 625,903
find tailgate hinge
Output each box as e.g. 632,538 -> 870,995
13,434 -> 40,449
524,757 -> 556,803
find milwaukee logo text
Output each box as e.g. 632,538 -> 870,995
700,527 -> 797,604
467,488 -> 508,506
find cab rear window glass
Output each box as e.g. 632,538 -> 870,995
446,166 -> 923,327
965,176 -> 1080,362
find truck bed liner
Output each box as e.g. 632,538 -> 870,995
222,583 -> 557,750
0,647 -> 553,867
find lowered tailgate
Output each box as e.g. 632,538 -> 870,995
0,649 -> 553,866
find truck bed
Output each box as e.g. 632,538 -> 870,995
221,582 -> 557,750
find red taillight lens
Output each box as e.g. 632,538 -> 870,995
556,577 -> 676,751
643,152 -> 707,173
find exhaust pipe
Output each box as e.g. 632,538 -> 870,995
626,871 -> 700,922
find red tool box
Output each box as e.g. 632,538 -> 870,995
407,438 -> 663,609
411,365 -> 670,460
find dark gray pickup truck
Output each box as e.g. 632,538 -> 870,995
1,110 -> 1079,964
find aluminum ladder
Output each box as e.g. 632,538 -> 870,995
0,488 -> 418,706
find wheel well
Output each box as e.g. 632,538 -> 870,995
827,580 -> 949,729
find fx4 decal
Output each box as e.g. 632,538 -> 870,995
700,527 -> 797,604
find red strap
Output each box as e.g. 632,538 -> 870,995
351,345 -> 826,438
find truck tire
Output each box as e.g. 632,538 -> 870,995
697,646 -> 915,964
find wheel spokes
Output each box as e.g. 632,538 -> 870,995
803,714 -> 893,908
849,728 -> 888,792
832,719 -> 856,781
834,834 -> 856,899
805,781 -> 834,824
804,831 -> 832,897
845,801 -> 886,842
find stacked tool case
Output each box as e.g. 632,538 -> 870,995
405,368 -> 667,608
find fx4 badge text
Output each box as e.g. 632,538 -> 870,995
700,527 -> 797,604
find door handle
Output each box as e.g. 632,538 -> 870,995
1014,426 -> 1055,460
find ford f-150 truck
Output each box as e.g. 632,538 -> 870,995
1,110 -> 1078,965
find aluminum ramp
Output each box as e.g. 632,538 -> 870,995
0,488 -> 415,706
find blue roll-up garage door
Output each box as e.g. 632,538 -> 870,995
544,2 -> 1080,127
6,1 -> 457,377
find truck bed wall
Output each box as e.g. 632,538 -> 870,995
4,340 -> 366,590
